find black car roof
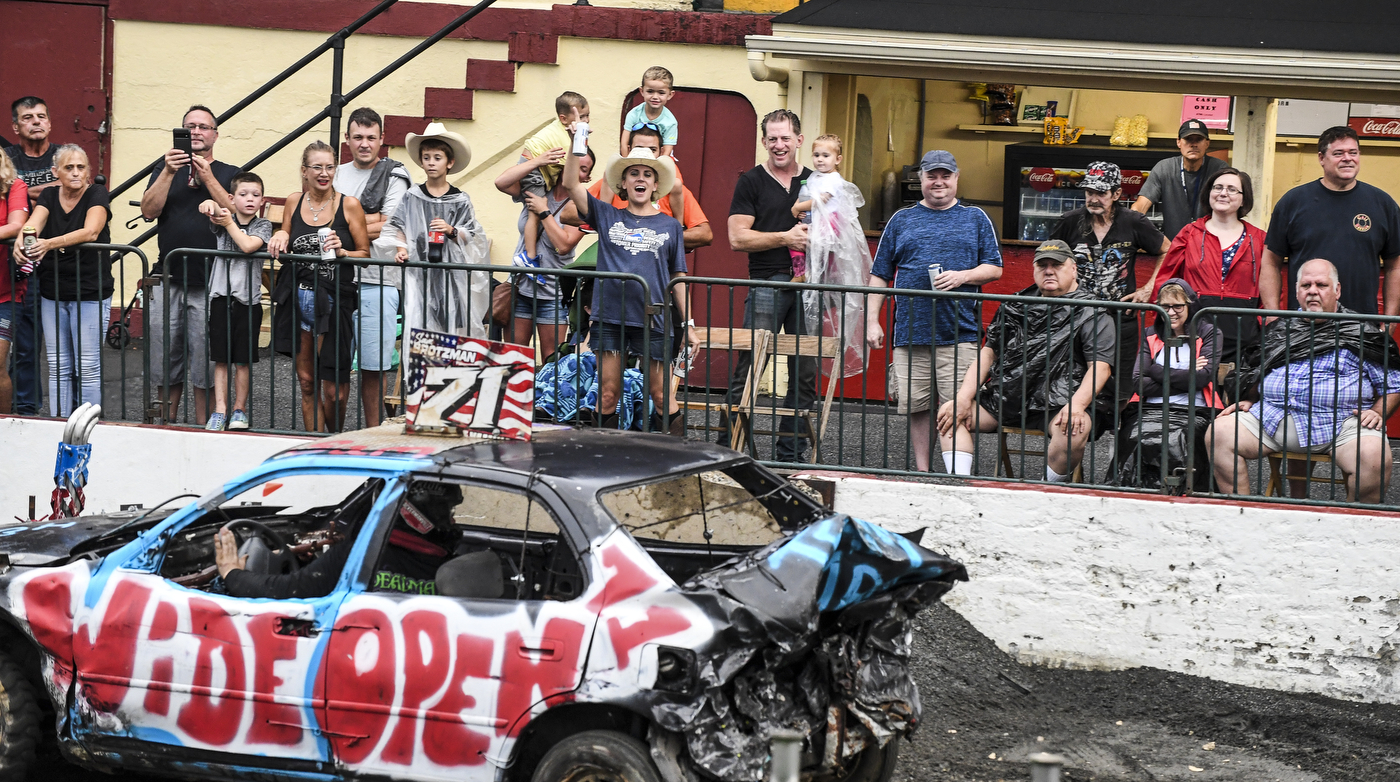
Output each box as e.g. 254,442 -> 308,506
434,427 -> 744,490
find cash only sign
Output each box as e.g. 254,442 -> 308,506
403,328 -> 536,440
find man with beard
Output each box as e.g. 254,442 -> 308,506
1052,161 -> 1170,410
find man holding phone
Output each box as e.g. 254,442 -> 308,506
140,105 -> 239,424
865,150 -> 1003,473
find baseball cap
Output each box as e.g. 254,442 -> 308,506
1178,119 -> 1210,139
1033,240 -> 1076,265
919,150 -> 958,173
1080,161 -> 1122,192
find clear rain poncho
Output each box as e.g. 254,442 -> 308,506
801,171 -> 872,378
386,186 -> 491,336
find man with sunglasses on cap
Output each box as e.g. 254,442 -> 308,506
1131,120 -> 1226,240
937,240 -> 1117,482
1052,161 -> 1170,411
213,481 -> 462,599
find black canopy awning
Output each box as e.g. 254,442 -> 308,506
776,0 -> 1400,57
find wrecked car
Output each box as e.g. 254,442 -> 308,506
0,425 -> 966,782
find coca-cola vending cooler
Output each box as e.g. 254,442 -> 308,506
1002,142 -> 1180,242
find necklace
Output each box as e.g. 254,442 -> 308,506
306,194 -> 332,224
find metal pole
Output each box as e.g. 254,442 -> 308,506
1028,752 -> 1065,782
767,729 -> 803,782
329,32 -> 346,147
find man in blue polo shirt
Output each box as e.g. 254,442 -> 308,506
867,150 -> 1002,473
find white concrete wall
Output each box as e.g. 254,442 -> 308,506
0,417 -> 310,520
815,474 -> 1400,706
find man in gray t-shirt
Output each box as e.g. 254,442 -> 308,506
1132,120 -> 1226,240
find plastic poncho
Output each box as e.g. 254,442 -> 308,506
800,171 -> 872,378
1229,305 -> 1400,401
534,350 -> 650,430
978,286 -> 1118,419
386,186 -> 491,336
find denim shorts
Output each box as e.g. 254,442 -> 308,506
0,301 -> 12,342
592,321 -> 667,363
296,286 -> 318,332
512,293 -> 568,325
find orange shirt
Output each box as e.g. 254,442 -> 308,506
586,178 -> 708,229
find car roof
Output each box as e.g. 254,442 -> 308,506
436,427 -> 744,490
274,424 -> 746,491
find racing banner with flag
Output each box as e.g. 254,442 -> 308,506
404,329 -> 535,440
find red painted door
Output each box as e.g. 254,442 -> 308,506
0,1 -> 109,175
622,88 -> 756,386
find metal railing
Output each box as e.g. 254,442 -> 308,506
1186,306 -> 1400,510
6,244 -> 1399,513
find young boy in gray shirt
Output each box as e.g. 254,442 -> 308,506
199,171 -> 273,430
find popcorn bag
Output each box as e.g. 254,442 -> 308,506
1110,114 -> 1150,147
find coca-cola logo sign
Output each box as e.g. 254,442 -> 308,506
1027,167 -> 1056,192
1119,170 -> 1147,197
1349,117 -> 1400,138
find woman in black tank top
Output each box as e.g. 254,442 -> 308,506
268,141 -> 370,432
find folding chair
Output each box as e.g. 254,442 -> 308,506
1264,452 -> 1348,498
678,327 -> 772,454
752,333 -> 843,463
998,427 -> 1084,482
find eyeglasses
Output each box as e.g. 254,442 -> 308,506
183,123 -> 217,132
627,121 -> 662,132
1210,184 -> 1242,196
1161,303 -> 1189,312
304,164 -> 335,174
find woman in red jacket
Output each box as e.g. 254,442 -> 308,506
1155,167 -> 1266,362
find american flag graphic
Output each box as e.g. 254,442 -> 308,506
403,329 -> 536,440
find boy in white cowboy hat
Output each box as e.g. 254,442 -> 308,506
384,122 -> 490,337
562,140 -> 699,435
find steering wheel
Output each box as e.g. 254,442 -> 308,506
225,519 -> 289,549
225,519 -> 297,576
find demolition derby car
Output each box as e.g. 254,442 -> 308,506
0,425 -> 965,782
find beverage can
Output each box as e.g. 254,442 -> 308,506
571,122 -> 591,156
318,227 -> 335,260
928,264 -> 943,289
21,226 -> 36,252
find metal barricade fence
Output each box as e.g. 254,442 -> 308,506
1187,305 -> 1400,510
149,249 -> 654,434
663,275 -> 1174,490
1,241 -> 149,421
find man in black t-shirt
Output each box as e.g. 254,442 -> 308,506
7,97 -> 58,204
1051,161 -> 1170,407
724,109 -> 816,462
140,105 -> 239,425
1261,125 -> 1400,315
5,97 -> 58,415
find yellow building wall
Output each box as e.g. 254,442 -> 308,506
822,77 -> 1400,235
109,20 -> 781,289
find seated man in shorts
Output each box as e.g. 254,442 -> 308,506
937,240 -> 1117,482
1206,258 -> 1400,502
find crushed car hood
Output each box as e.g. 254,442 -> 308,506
0,514 -> 162,566
659,514 -> 968,782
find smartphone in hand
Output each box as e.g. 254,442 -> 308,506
173,128 -> 193,157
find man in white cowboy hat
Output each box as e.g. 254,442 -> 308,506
561,139 -> 699,435
384,122 -> 490,338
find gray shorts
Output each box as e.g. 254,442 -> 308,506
147,283 -> 210,389
1236,411 -> 1382,454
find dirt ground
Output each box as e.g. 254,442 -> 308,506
895,602 -> 1400,782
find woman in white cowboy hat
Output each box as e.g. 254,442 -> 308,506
562,138 -> 699,435
385,122 -> 490,338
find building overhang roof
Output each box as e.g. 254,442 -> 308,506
747,24 -> 1400,102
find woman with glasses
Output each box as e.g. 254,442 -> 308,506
1155,167 -> 1266,363
268,140 -> 371,432
1113,278 -> 1222,491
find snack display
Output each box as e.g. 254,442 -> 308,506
1110,114 -> 1150,147
1042,116 -> 1084,145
